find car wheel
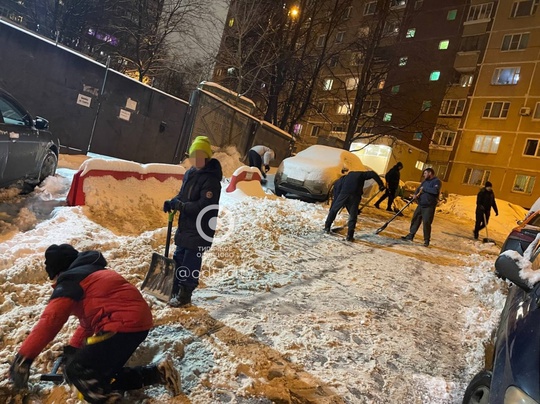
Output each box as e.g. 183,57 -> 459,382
462,370 -> 491,404
38,150 -> 58,183
275,186 -> 284,197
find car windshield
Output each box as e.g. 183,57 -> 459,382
528,214 -> 540,228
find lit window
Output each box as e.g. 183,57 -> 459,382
337,103 -> 351,114
491,67 -> 520,85
524,139 -> 540,156
358,26 -> 370,37
472,135 -> 501,153
482,101 -> 510,118
383,112 -> 392,122
460,74 -> 474,87
413,132 -> 423,140
391,85 -> 400,94
534,102 -> 540,119
323,78 -> 333,91
447,9 -> 457,20
463,168 -> 491,186
364,1 -> 377,15
431,130 -> 456,148
513,174 -> 536,193
422,100 -> 432,111
228,18 -> 235,27
399,56 -> 408,66
390,0 -> 407,9
415,161 -> 425,170
510,0 -> 539,18
439,40 -> 450,50
440,99 -> 466,116
227,67 -> 235,76
406,28 -> 416,38
378,78 -> 386,89
346,77 -> 359,90
467,3 -> 493,21
430,71 -> 441,81
502,33 -> 529,50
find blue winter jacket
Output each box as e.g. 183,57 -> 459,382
415,176 -> 441,207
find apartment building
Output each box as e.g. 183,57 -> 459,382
444,0 -> 540,207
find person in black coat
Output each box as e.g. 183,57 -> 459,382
324,170 -> 385,241
163,136 -> 222,307
374,162 -> 403,211
473,181 -> 499,239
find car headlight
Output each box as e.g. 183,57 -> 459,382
505,386 -> 539,404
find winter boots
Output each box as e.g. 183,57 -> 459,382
169,285 -> 192,308
401,234 -> 414,241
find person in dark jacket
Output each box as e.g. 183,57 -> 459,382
473,181 -> 499,239
324,170 -> 385,241
163,136 -> 222,307
248,145 -> 275,180
9,244 -> 181,403
374,162 -> 403,211
401,168 -> 441,247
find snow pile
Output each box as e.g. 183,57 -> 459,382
0,152 -> 522,403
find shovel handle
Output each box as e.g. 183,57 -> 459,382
164,210 -> 177,258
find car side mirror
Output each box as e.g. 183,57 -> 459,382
34,116 -> 49,130
495,253 -> 531,292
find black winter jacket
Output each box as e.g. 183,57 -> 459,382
335,170 -> 384,198
172,158 -> 222,250
385,164 -> 401,190
476,188 -> 498,215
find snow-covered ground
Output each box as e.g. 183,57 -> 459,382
0,151 -> 528,403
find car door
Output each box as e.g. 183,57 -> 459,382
0,92 -> 40,184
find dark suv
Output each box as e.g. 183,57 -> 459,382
0,88 -> 59,188
500,210 -> 540,255
463,236 -> 540,404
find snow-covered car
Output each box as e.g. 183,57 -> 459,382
274,145 -> 371,201
0,88 -> 59,188
400,180 -> 421,200
500,210 -> 540,255
463,236 -> 540,404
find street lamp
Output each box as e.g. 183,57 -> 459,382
289,6 -> 299,19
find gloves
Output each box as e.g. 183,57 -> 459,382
264,165 -> 270,173
163,198 -> 183,213
9,353 -> 32,389
379,185 -> 386,192
496,212 -> 499,216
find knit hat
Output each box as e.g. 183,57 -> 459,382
45,244 -> 79,280
188,136 -> 213,159
485,181 -> 493,187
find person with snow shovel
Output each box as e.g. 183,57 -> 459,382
401,167 -> 441,247
473,181 -> 499,240
248,145 -> 275,183
9,244 -> 182,403
374,162 -> 403,212
163,135 -> 222,308
324,170 -> 385,241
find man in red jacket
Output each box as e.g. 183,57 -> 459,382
9,244 -> 181,403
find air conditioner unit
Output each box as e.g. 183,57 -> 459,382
520,107 -> 531,116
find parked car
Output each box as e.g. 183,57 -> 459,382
0,88 -> 59,188
274,145 -> 372,201
463,235 -> 540,404
400,180 -> 421,200
500,210 -> 540,255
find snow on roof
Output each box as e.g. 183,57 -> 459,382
79,158 -> 185,176
198,81 -> 256,108
260,121 -> 294,140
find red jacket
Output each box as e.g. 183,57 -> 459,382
19,251 -> 153,360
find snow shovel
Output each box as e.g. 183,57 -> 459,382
141,210 -> 177,302
482,213 -> 496,244
40,356 -> 63,383
375,189 -> 421,235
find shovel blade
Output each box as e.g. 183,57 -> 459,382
141,253 -> 176,302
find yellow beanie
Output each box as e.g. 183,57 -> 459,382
189,136 -> 213,159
